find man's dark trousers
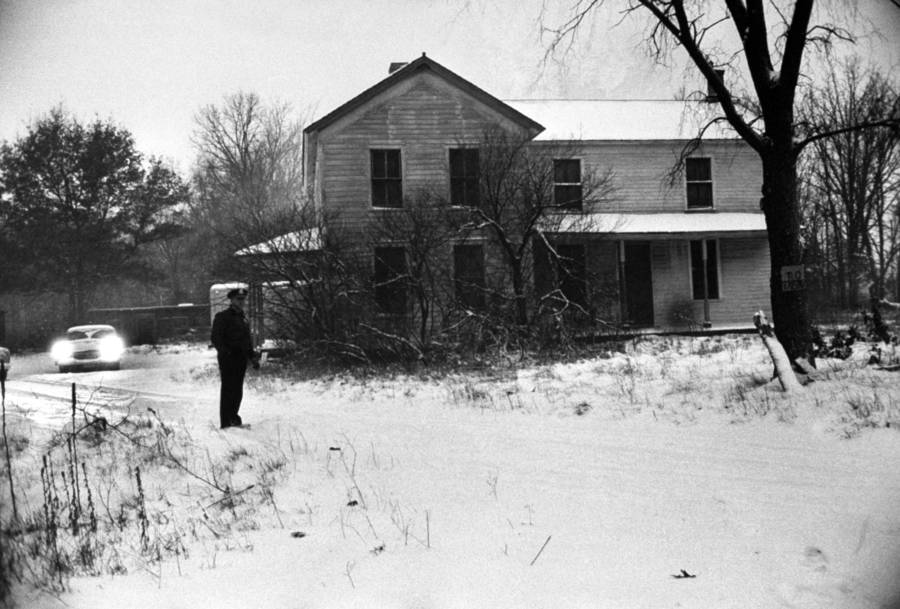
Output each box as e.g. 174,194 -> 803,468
218,353 -> 247,427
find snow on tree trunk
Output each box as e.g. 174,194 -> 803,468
761,151 -> 813,363
753,311 -> 803,393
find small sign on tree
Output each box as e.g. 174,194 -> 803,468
780,265 -> 805,292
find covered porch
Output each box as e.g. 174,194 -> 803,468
546,212 -> 771,332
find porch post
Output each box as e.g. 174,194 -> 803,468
702,240 -> 711,328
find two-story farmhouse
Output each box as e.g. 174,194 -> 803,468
302,54 -> 770,332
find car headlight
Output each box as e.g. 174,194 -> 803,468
99,335 -> 124,361
51,340 -> 73,361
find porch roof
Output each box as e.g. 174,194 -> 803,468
234,228 -> 323,257
549,212 -> 767,238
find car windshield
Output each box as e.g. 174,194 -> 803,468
65,328 -> 115,340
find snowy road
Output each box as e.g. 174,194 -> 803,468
1,345 -> 215,430
7,340 -> 900,609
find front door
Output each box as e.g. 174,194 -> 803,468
621,241 -> 654,326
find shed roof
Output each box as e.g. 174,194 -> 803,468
235,229 -> 323,257
504,100 -> 740,141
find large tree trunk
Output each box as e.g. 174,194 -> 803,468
511,262 -> 528,326
760,149 -> 812,363
847,235 -> 865,308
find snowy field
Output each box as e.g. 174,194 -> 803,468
3,335 -> 900,609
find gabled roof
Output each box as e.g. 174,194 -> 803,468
304,54 -> 544,136
504,99 -> 741,141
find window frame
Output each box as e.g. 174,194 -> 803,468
553,158 -> 583,211
370,149 -> 403,208
689,238 -> 721,300
449,147 -> 480,208
685,157 -> 714,210
373,246 -> 408,314
453,243 -> 486,309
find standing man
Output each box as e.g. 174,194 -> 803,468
211,287 -> 259,428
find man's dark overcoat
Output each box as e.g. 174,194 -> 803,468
211,305 -> 257,427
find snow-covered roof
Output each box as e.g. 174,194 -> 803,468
505,100 -> 740,141
235,229 -> 323,257
66,324 -> 116,332
550,212 -> 766,236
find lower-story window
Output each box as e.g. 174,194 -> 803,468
374,246 -> 407,313
690,239 -> 719,300
453,244 -> 486,309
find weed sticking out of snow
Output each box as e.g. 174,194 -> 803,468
3,334 -> 900,609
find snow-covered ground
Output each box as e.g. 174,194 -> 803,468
4,336 -> 900,609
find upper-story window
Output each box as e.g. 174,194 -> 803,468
553,159 -> 582,210
450,148 -> 480,207
371,149 -> 402,208
685,157 -> 713,209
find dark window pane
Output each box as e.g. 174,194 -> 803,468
690,239 -> 719,300
371,150 -> 385,178
386,181 -> 402,207
465,149 -> 480,174
686,158 -> 713,208
555,185 -> 583,210
372,182 -> 386,207
553,159 -> 582,209
450,181 -> 464,208
686,183 -> 713,208
690,240 -> 704,299
450,149 -> 480,206
686,158 -> 711,181
464,179 -> 480,208
454,244 -> 485,308
374,246 -> 407,313
371,149 -> 402,207
450,148 -> 478,177
386,150 -> 401,178
449,149 -> 464,177
705,240 -> 719,298
554,159 -> 580,183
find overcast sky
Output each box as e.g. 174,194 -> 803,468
1,0 -> 898,173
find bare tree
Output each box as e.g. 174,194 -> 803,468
191,92 -> 308,276
461,125 -> 616,330
229,201 -> 374,362
801,58 -> 900,308
370,190 -> 463,351
544,1 -> 900,361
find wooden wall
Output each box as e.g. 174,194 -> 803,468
308,70 -> 769,329
530,139 -> 761,214
648,236 -> 770,328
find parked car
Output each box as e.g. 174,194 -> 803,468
50,325 -> 125,372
